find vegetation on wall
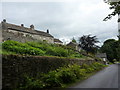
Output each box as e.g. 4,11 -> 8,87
2,41 -> 106,89
3,54 -> 99,89
2,40 -> 86,59
18,62 -> 106,89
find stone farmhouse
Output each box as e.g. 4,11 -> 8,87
1,19 -> 62,44
67,42 -> 81,51
95,53 -> 108,65
54,38 -> 63,45
95,53 -> 107,62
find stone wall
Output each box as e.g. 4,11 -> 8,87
2,30 -> 35,42
2,54 -> 105,88
33,34 -> 54,43
2,30 -> 54,43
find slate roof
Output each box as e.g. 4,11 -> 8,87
95,53 -> 107,58
54,38 -> 63,43
2,22 -> 54,38
67,42 -> 78,46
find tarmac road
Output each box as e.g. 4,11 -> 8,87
70,64 -> 119,88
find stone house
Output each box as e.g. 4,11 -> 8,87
54,38 -> 63,45
1,19 -> 54,43
66,42 -> 81,51
95,53 -> 108,64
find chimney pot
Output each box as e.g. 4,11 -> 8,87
30,24 -> 34,30
21,24 -> 24,27
47,29 -> 49,33
3,19 -> 6,23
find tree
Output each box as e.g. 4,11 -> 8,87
79,35 -> 99,54
103,0 -> 120,21
103,0 -> 120,40
72,37 -> 77,43
100,39 -> 120,62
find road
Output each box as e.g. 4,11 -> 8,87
70,64 -> 119,88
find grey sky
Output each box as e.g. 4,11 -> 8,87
1,0 -> 118,45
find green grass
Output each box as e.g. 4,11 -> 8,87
2,40 -> 87,59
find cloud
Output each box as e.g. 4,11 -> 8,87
1,0 -> 118,46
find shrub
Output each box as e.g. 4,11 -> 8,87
71,53 -> 84,58
19,76 -> 44,89
26,42 -> 47,51
2,40 -> 45,55
86,68 -> 94,73
2,40 -> 85,58
42,71 -> 62,88
89,62 -> 106,71
68,64 -> 81,79
81,64 -> 89,69
18,63 -> 106,89
56,64 -> 86,83
79,69 -> 86,77
55,47 -> 68,57
46,47 -> 68,57
57,67 -> 76,84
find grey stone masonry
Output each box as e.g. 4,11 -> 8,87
1,19 -> 54,43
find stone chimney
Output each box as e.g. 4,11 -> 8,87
30,24 -> 34,30
21,24 -> 24,27
2,19 -> 7,30
47,29 -> 49,33
3,19 -> 6,23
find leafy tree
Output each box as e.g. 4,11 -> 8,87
103,0 -> 120,21
103,0 -> 120,40
100,39 -> 120,62
79,35 -> 99,54
72,37 -> 77,43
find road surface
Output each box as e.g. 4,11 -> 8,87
70,64 -> 119,88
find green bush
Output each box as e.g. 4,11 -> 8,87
42,71 -> 62,88
19,76 -> 44,89
71,53 -> 84,58
79,69 -> 86,77
2,40 -> 45,55
19,62 -> 106,89
68,64 -> 81,79
89,62 -> 106,71
46,47 -> 68,57
81,64 -> 89,69
54,47 -> 68,57
86,68 -> 94,73
2,40 -> 84,58
57,68 -> 76,83
26,42 -> 47,51
81,64 -> 95,73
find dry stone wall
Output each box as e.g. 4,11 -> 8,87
2,54 -> 105,88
